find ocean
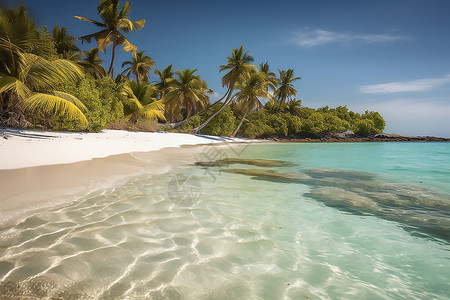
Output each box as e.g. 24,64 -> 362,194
0,142 -> 449,299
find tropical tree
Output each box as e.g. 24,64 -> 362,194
274,69 -> 301,105
74,0 -> 145,76
286,99 -> 302,115
52,25 -> 80,60
163,69 -> 211,123
79,48 -> 107,79
230,72 -> 267,137
121,50 -> 155,83
153,64 -> 175,98
190,45 -> 255,133
258,62 -> 278,96
0,5 -> 88,127
121,80 -> 165,123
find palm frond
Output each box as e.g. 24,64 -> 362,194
73,16 -> 106,28
52,91 -> 88,112
0,76 -> 31,100
24,93 -> 88,126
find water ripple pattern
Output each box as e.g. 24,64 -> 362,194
0,142 -> 449,299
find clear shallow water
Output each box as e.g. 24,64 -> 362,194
0,142 -> 449,299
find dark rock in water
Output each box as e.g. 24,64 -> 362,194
195,158 -> 295,167
223,168 -> 312,182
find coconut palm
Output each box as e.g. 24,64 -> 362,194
258,62 -> 278,102
121,50 -> 155,83
0,6 -> 88,127
191,45 -> 255,133
52,25 -> 80,60
274,69 -> 301,105
163,69 -> 211,123
153,64 -> 175,98
0,5 -> 48,75
79,48 -> 107,79
121,80 -> 165,123
74,0 -> 145,76
286,99 -> 302,115
230,72 -> 267,137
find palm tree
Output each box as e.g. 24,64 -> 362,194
163,69 -> 211,123
191,45 -> 255,133
52,25 -> 80,60
258,62 -> 278,102
121,50 -> 155,83
286,99 -> 302,115
74,0 -> 145,76
79,48 -> 107,79
0,5 -> 46,75
153,64 -> 175,98
230,72 -> 267,137
121,81 -> 165,123
274,69 -> 301,105
0,5 -> 88,127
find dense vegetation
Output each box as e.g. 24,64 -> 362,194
0,1 -> 385,138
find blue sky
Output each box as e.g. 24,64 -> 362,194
22,0 -> 450,137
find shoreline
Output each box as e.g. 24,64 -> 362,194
0,128 -> 254,224
268,135 -> 450,143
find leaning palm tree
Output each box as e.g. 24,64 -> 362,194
121,50 -> 155,83
0,6 -> 88,127
52,25 -> 80,60
230,72 -> 267,137
74,0 -> 145,76
163,69 -> 211,123
274,69 -> 301,105
78,48 -> 107,79
153,64 -> 175,98
121,80 -> 165,123
191,45 -> 255,133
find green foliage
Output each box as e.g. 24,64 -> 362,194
353,119 -> 376,136
179,104 -> 236,136
361,111 -> 385,132
236,102 -> 385,138
54,76 -> 123,132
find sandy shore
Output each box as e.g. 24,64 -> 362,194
0,128 -> 254,223
0,128 -> 250,169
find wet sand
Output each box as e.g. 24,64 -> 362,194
0,143 -> 250,224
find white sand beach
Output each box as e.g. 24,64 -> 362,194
0,128 -> 254,223
0,128 -> 249,170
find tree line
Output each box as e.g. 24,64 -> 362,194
0,0 -> 385,137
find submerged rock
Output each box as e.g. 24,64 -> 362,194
305,168 -> 376,181
195,158 -> 295,167
307,187 -> 381,211
223,168 -> 312,182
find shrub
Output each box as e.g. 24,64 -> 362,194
54,76 -> 124,132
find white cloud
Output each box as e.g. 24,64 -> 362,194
360,75 -> 450,94
290,28 -> 411,48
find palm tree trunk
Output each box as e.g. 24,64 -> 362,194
191,84 -> 235,133
192,96 -> 232,133
108,44 -> 117,76
230,112 -> 247,137
173,86 -> 232,129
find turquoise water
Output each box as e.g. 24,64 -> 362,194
0,142 -> 449,299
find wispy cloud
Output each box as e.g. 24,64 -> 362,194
290,28 -> 411,48
360,74 -> 450,94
